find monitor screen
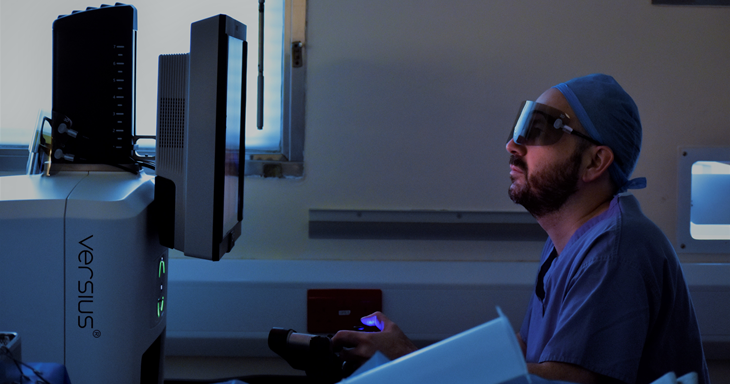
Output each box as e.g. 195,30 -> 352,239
224,35 -> 245,239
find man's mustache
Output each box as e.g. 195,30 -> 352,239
510,155 -> 527,172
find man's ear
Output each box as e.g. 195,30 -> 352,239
582,145 -> 614,183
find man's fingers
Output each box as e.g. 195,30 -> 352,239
332,330 -> 367,351
337,345 -> 371,362
361,311 -> 387,331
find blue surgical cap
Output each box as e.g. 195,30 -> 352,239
553,74 -> 646,192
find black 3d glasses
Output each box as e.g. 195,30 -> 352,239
508,101 -> 601,147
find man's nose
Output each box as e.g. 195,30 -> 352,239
506,138 -> 525,156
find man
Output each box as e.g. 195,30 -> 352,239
332,74 -> 710,384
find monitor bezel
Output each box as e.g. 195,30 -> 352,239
184,14 -> 246,260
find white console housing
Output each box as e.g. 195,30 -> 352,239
0,172 -> 168,384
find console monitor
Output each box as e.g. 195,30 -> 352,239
155,14 -> 247,261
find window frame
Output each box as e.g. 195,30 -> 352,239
244,0 -> 306,178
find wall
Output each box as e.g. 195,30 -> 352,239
216,0 -> 730,263
166,259 -> 730,359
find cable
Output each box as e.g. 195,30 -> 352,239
48,112 -> 158,175
1,346 -> 52,384
49,132 -> 157,175
137,161 -> 156,171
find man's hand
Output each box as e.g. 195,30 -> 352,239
331,312 -> 417,369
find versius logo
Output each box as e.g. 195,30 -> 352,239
77,235 -> 95,329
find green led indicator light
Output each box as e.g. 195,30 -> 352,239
157,297 -> 165,317
158,259 -> 166,278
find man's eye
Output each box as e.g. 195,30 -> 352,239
529,127 -> 545,138
529,119 -> 547,129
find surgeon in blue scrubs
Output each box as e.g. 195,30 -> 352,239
333,74 -> 710,384
506,74 -> 710,384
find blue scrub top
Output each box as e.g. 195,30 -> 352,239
520,194 -> 710,384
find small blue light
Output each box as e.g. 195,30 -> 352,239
361,314 -> 384,331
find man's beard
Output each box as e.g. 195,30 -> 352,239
508,149 -> 583,218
